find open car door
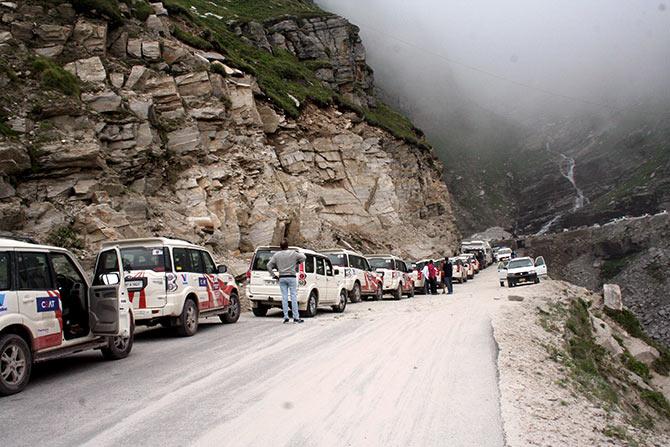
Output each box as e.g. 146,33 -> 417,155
535,256 -> 548,277
89,247 -> 131,337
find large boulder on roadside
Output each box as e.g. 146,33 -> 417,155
603,284 -> 623,310
623,337 -> 660,366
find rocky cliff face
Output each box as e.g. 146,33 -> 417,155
0,1 -> 458,270
524,213 -> 670,346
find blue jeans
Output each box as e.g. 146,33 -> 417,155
444,277 -> 453,294
279,276 -> 299,320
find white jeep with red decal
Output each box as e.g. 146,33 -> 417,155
323,249 -> 383,302
0,237 -> 133,396
366,255 -> 414,300
96,238 -> 240,337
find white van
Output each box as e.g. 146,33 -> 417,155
246,246 -> 348,317
0,237 -> 133,396
95,238 -> 240,337
366,255 -> 414,299
462,240 -> 493,266
323,249 -> 383,302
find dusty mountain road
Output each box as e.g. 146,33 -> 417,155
2,269 -> 505,447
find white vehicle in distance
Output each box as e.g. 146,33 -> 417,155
449,257 -> 468,283
323,250 -> 383,302
497,261 -> 509,287
0,237 -> 133,396
366,255 -> 414,299
457,255 -> 475,279
506,257 -> 539,287
96,238 -> 241,337
247,246 -> 347,317
461,240 -> 493,266
495,247 -> 513,262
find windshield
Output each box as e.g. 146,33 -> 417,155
252,250 -> 278,271
120,247 -> 166,272
327,253 -> 348,267
368,258 -> 393,269
508,259 -> 533,269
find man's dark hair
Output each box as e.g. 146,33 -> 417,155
280,239 -> 289,250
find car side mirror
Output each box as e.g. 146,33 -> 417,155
100,273 -> 120,285
217,264 -> 228,274
334,268 -> 340,275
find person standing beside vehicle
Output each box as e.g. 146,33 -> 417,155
421,263 -> 431,295
427,260 -> 438,295
442,257 -> 453,295
267,240 -> 306,324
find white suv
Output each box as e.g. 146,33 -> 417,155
246,246 -> 348,318
366,255 -> 414,299
411,258 -> 443,292
95,238 -> 240,337
0,237 -> 133,396
323,249 -> 383,302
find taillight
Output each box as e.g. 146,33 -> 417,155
245,270 -> 251,284
392,271 -> 399,278
298,263 -> 306,285
417,271 -> 423,280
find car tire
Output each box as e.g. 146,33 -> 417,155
500,281 -> 505,287
508,280 -> 515,288
220,292 -> 241,324
332,290 -> 347,313
374,285 -> 383,301
252,306 -> 268,317
408,286 -> 415,298
534,277 -> 540,284
176,298 -> 199,337
393,284 -> 402,300
349,283 -> 362,303
304,291 -> 318,318
0,334 -> 32,396
102,319 -> 135,360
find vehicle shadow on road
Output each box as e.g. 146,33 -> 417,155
133,321 -> 222,342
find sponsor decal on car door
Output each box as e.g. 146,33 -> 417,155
16,251 -> 63,351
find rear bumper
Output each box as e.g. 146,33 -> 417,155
133,303 -> 179,322
247,288 -> 310,309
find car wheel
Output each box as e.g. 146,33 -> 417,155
220,292 -> 241,324
393,284 -> 402,300
408,286 -> 415,298
0,334 -> 32,396
304,291 -> 318,318
534,277 -> 540,284
332,289 -> 347,313
508,280 -> 515,288
500,281 -> 505,287
102,319 -> 135,360
252,305 -> 269,317
374,285 -> 383,301
176,298 -> 199,336
349,283 -> 362,303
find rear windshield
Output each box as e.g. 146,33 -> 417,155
327,253 -> 348,267
508,259 -> 533,269
120,247 -> 166,272
252,250 -> 277,271
499,248 -> 512,254
368,258 -> 393,269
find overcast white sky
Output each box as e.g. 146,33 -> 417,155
316,0 -> 670,122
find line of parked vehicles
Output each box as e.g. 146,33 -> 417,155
0,236 -> 496,396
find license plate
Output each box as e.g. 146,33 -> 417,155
265,279 -> 278,285
126,280 -> 144,289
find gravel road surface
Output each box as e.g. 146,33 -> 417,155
1,268 -> 505,447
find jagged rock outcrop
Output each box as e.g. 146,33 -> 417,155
0,1 -> 458,272
236,14 -> 375,108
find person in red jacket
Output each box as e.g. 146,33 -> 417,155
427,260 -> 438,295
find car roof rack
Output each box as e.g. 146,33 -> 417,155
164,235 -> 196,245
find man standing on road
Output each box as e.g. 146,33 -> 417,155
267,239 -> 306,324
427,260 -> 438,295
442,257 -> 453,295
421,263 -> 431,295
